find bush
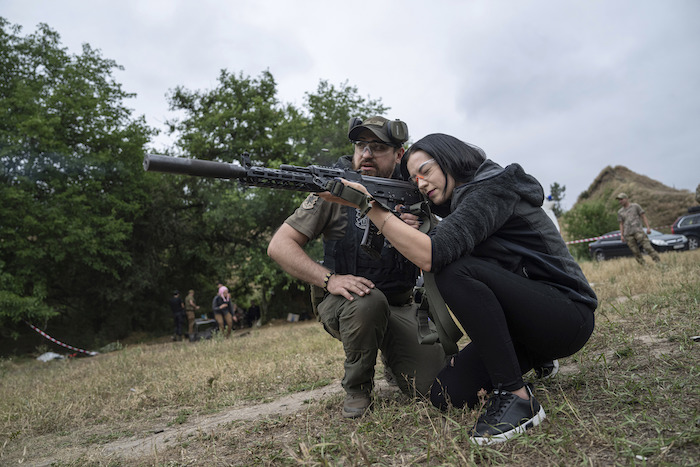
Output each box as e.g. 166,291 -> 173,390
562,200 -> 618,259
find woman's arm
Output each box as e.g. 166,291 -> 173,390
319,181 -> 434,271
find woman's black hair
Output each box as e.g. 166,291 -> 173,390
400,133 -> 487,184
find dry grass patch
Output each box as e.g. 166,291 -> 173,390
1,250 -> 698,465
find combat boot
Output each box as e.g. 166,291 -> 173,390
342,392 -> 372,418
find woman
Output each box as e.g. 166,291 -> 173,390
321,133 -> 596,445
212,286 -> 234,338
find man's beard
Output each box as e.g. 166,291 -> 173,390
354,162 -> 393,179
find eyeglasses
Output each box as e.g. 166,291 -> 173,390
411,159 -> 437,186
352,140 -> 395,155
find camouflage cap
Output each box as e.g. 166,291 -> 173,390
616,192 -> 628,200
348,116 -> 408,146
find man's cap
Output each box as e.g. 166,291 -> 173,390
173,290 -> 180,295
348,116 -> 408,146
616,192 -> 628,200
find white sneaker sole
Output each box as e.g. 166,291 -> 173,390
543,359 -> 560,379
471,405 -> 546,446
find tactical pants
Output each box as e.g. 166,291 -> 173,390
173,312 -> 186,337
186,311 -> 196,336
317,290 -> 445,398
625,232 -> 660,264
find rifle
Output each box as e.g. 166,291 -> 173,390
143,153 -> 428,257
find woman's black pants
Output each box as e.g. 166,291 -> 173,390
429,256 -> 595,410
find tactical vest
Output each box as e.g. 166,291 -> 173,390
323,206 -> 417,296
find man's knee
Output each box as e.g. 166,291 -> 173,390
344,292 -> 389,321
318,292 -> 390,341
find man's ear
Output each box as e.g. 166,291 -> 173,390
394,147 -> 405,164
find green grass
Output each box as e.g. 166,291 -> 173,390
0,250 -> 698,465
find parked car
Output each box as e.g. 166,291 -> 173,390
588,229 -> 688,262
671,211 -> 700,250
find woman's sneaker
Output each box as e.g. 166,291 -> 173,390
534,359 -> 559,379
470,384 -> 546,445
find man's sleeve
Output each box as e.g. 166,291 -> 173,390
284,194 -> 346,241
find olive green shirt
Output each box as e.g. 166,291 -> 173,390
284,194 -> 350,241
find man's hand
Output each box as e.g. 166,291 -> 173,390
396,204 -> 421,230
326,273 -> 375,301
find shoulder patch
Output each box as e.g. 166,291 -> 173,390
301,194 -> 319,210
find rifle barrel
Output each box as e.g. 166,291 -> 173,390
143,154 -> 247,179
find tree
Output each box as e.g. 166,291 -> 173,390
561,200 -> 618,260
0,19 -> 157,346
302,80 -> 388,166
548,182 -> 566,217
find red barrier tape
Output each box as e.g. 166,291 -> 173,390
565,226 -> 672,245
26,321 -> 99,356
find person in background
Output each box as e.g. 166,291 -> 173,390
231,302 -> 244,329
320,133 -> 596,444
212,286 -> 234,338
246,301 -> 261,327
184,289 -> 201,342
267,116 -> 445,419
616,192 -> 661,265
169,290 -> 186,341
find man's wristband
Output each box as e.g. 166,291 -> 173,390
322,272 -> 333,292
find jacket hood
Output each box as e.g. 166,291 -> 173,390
459,159 -> 544,208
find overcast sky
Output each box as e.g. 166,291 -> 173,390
4,0 -> 699,208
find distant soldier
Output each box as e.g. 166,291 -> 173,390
695,183 -> 699,204
169,290 -> 186,341
184,289 -> 200,342
616,193 -> 660,265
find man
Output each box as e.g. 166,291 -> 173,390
616,192 -> 661,265
267,116 -> 445,418
169,290 -> 186,341
184,289 -> 201,342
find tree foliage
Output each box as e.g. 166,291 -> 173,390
0,17 -> 392,353
302,80 -> 388,166
548,182 -> 566,217
0,19 -> 157,345
561,200 -> 618,259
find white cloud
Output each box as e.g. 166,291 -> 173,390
4,0 -> 699,209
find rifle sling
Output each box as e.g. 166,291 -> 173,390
325,179 -> 375,216
411,202 -> 463,355
416,272 -> 464,356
